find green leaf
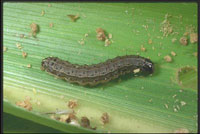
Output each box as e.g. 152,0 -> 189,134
4,101 -> 95,133
176,66 -> 197,90
3,2 -> 197,133
3,112 -> 62,133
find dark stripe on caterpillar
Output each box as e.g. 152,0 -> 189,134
41,55 -> 154,86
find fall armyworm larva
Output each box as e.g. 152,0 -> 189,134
41,55 -> 154,86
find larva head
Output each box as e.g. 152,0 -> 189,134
41,57 -> 58,71
142,58 -> 154,74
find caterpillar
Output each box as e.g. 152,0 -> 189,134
41,55 -> 154,86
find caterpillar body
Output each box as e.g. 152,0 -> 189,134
41,55 -> 154,86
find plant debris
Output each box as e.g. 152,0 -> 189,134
81,116 -> 90,128
193,52 -> 197,57
185,25 -> 195,34
172,94 -> 177,98
20,34 -> 25,38
148,39 -> 153,44
68,99 -> 78,109
173,107 -> 178,112
30,23 -> 39,37
3,46 -> 7,52
60,95 -> 64,99
179,89 -> 183,93
96,28 -> 113,46
22,51 -> 27,58
108,33 -> 112,39
100,112 -> 109,125
16,96 -> 32,111
190,33 -> 197,43
47,110 -> 80,126
179,37 -> 188,46
164,55 -> 172,62
105,39 -> 111,47
49,23 -> 54,28
78,33 -> 89,45
180,101 -> 186,106
45,109 -> 74,115
15,33 -> 27,39
27,64 -> 32,68
78,39 -> 85,45
41,10 -> 45,16
176,66 -> 197,90
142,24 -> 148,30
59,115 -> 69,123
160,13 -> 173,37
50,115 -> 60,120
81,116 -> 96,130
171,51 -> 176,56
140,45 -> 146,52
16,43 -> 22,49
84,33 -> 89,37
36,100 -> 41,106
148,98 -> 153,102
32,88 -> 37,94
67,14 -> 79,22
69,120 -> 80,127
96,28 -> 106,41
172,38 -> 177,43
66,113 -> 77,123
173,128 -> 189,133
181,25 -> 197,44
67,114 -> 80,127
183,32 -> 189,36
164,104 -> 169,109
